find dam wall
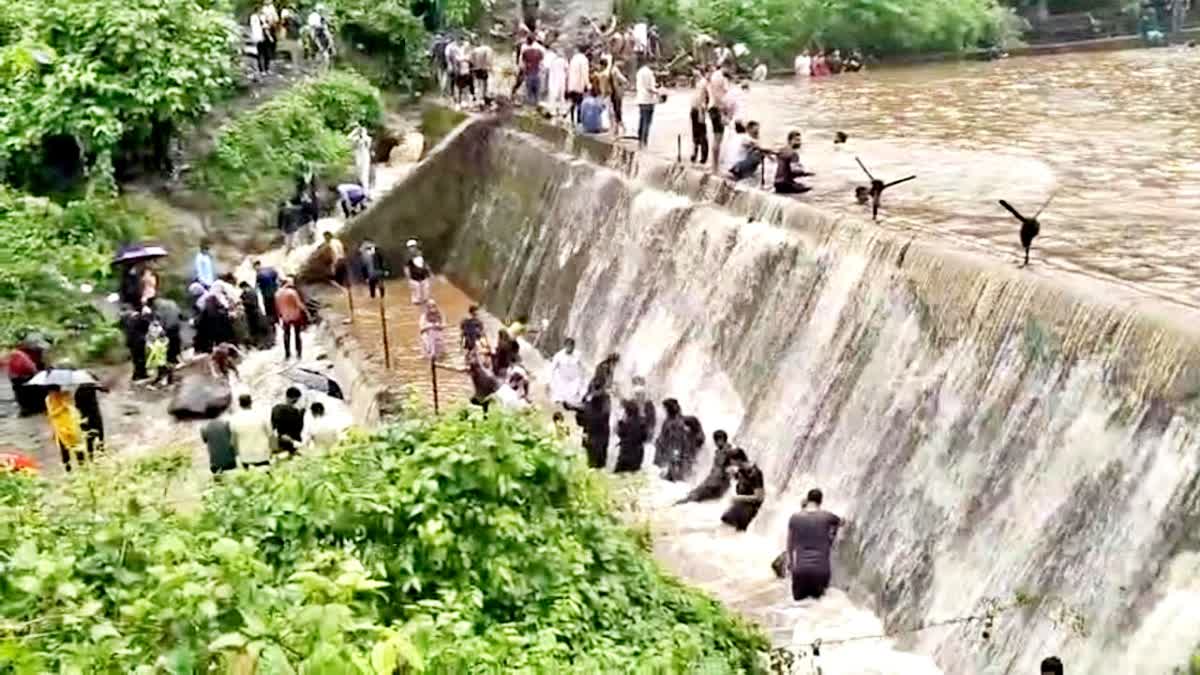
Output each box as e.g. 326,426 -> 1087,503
342,114 -> 1200,673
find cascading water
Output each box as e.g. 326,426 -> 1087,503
344,116 -> 1200,674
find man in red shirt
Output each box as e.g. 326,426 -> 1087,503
519,35 -> 544,105
274,280 -> 309,361
6,341 -> 45,416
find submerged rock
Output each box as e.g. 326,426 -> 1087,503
167,374 -> 231,419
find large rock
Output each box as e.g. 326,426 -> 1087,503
167,374 -> 232,419
493,0 -> 614,49
388,132 -> 425,166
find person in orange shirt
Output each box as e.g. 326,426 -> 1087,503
274,279 -> 309,361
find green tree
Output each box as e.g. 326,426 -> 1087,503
0,0 -> 239,188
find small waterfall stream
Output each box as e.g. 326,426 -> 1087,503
343,118 -> 1200,674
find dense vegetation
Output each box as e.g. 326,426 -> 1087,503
195,70 -> 384,213
0,185 -> 155,360
0,0 -> 239,189
627,0 -> 1022,63
0,412 -> 767,672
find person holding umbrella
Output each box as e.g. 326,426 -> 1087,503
28,369 -> 98,472
112,244 -> 169,307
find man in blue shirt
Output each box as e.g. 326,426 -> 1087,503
194,241 -> 216,287
578,88 -> 607,135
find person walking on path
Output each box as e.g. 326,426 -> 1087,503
271,387 -> 306,458
201,415 -> 237,474
459,305 -> 485,354
74,383 -> 106,461
786,488 -> 843,600
706,66 -> 730,172
349,125 -> 373,197
470,42 -> 494,102
549,338 -> 586,406
405,239 -> 432,305
359,240 -> 388,298
253,260 -> 280,325
249,10 -> 271,74
150,296 -> 183,367
275,279 -> 309,361
635,58 -> 662,148
321,231 -> 347,286
194,241 -> 216,288
419,301 -> 446,360
7,338 -> 46,416
45,386 -> 85,472
230,394 -> 272,469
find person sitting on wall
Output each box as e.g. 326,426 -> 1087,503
577,87 -> 608,134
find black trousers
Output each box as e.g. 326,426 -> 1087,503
256,41 -> 271,73
689,108 -> 708,163
567,91 -> 584,123
282,321 -> 303,359
166,327 -> 182,366
129,339 -> 148,380
584,431 -> 609,469
774,180 -> 812,195
368,277 -> 384,298
791,568 -> 831,601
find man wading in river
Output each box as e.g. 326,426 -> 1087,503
786,488 -> 843,601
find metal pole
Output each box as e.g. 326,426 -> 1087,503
345,276 -> 355,323
677,134 -> 682,163
379,291 -> 391,369
760,156 -> 766,188
430,358 -> 440,415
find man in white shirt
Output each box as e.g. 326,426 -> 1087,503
566,48 -> 590,124
229,394 -> 272,468
249,12 -> 269,74
549,338 -> 586,406
634,59 -> 660,148
304,401 -> 342,450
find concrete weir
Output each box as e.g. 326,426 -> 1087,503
337,110 -> 1200,673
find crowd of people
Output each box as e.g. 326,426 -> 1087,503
200,386 -> 342,475
246,1 -> 335,76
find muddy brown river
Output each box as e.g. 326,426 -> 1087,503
645,47 -> 1200,309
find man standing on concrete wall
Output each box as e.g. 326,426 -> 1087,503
566,46 -> 590,124
519,35 -> 545,105
635,57 -> 661,148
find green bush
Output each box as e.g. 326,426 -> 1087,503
194,70 -> 384,213
0,186 -> 148,358
0,412 -> 768,672
0,0 -> 239,186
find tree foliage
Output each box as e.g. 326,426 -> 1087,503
0,0 -> 240,186
0,186 -> 149,358
0,412 -> 768,672
328,0 -> 433,91
195,70 -> 384,213
648,0 -> 1020,63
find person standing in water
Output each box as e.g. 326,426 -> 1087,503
630,375 -> 656,439
614,398 -> 648,472
677,429 -> 735,503
459,305 -> 485,354
566,386 -> 612,469
1040,656 -> 1063,675
405,239 -> 432,305
419,301 -> 446,360
549,338 -> 586,406
667,415 -> 704,481
774,130 -> 814,194
786,488 -> 843,600
589,353 -> 620,393
653,398 -> 687,471
689,69 -> 709,164
720,449 -> 764,531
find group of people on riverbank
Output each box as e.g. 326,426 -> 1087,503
246,1 -> 334,76
200,385 -> 341,474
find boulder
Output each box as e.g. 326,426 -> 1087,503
388,132 -> 425,166
168,374 -> 232,419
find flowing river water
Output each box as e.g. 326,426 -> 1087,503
645,47 -> 1200,310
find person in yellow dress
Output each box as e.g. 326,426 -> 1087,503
45,386 -> 86,472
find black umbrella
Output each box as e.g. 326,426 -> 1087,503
111,244 -> 168,266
